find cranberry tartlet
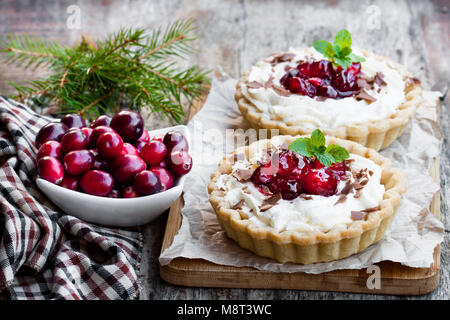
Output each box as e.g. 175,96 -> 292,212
235,31 -> 423,151
208,133 -> 406,264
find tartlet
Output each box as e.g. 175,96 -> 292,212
208,135 -> 407,264
235,47 -> 423,151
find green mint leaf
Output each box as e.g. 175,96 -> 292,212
334,29 -> 352,49
326,144 -> 350,163
338,46 -> 352,58
310,129 -> 326,148
348,52 -> 366,62
312,40 -> 334,59
333,56 -> 352,69
288,137 -> 313,157
316,153 -> 334,167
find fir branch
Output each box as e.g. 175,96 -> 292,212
0,19 -> 210,123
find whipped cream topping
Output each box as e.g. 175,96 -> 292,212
243,47 -> 407,130
216,153 -> 385,233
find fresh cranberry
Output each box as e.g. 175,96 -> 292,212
110,154 -> 146,184
37,156 -> 64,184
149,167 -> 174,190
120,143 -> 140,156
157,160 -> 167,168
138,129 -> 150,142
134,170 -> 162,195
134,140 -> 147,153
63,150 -> 94,176
61,114 -> 87,129
96,132 -> 124,159
301,167 -> 337,196
60,175 -> 79,191
90,115 -> 112,128
166,151 -> 192,176
61,129 -> 88,153
79,170 -> 114,196
92,154 -> 109,171
107,189 -> 122,198
37,141 -> 62,160
122,185 -> 139,198
110,111 -> 144,142
81,127 -> 93,147
89,126 -> 116,146
35,122 -> 69,149
163,131 -> 189,153
141,140 -> 167,166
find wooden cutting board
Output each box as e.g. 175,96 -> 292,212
159,94 -> 441,296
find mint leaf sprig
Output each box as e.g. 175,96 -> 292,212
312,29 -> 365,69
288,129 -> 350,167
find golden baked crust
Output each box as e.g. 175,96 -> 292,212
235,50 -> 423,151
208,136 -> 407,264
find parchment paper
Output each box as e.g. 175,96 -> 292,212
159,74 -> 444,274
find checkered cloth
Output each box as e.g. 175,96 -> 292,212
0,97 -> 143,300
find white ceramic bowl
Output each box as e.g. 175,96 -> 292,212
37,125 -> 190,227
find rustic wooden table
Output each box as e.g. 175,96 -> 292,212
0,0 -> 448,299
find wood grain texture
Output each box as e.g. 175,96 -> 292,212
0,0 -> 448,299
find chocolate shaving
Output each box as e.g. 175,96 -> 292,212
351,210 -> 366,220
260,185 -> 273,195
247,81 -> 264,89
259,193 -> 282,211
272,84 -> 291,97
231,199 -> 245,210
374,72 -> 387,86
242,185 -> 250,194
407,77 -> 421,86
355,89 -> 377,103
334,194 -> 347,205
368,170 -> 374,176
300,193 -> 313,200
339,180 -> 354,195
356,78 -> 373,90
351,206 -> 379,220
232,168 -> 256,182
264,76 -> 274,89
270,52 -> 295,65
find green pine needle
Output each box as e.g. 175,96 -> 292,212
0,19 -> 210,124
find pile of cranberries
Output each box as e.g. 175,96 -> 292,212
35,111 -> 192,198
251,150 -> 346,200
279,60 -> 361,99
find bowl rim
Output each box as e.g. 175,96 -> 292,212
36,124 -> 190,202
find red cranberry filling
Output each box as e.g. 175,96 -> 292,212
279,59 -> 361,99
250,150 -> 346,199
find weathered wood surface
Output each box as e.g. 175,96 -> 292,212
0,0 -> 448,299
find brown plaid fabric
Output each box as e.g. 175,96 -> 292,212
0,97 -> 143,300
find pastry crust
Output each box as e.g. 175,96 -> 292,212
235,50 -> 423,151
208,136 -> 407,264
